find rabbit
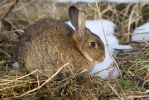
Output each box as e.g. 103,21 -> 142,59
16,6 -> 105,79
66,19 -> 119,79
67,19 -> 134,79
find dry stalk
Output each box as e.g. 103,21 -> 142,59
127,95 -> 149,99
107,81 -> 122,99
1,0 -> 19,20
0,48 -> 11,57
92,64 -> 115,75
12,0 -> 35,11
95,1 -> 121,76
19,0 -> 32,24
14,63 -> 69,98
114,78 -> 127,100
0,70 -> 38,86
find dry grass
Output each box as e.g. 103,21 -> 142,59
0,0 -> 149,99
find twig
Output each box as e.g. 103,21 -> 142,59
0,70 -> 38,86
114,78 -> 127,100
107,81 -> 122,99
95,1 -> 121,76
127,95 -> 149,99
0,48 -> 11,57
1,0 -> 19,20
14,63 -> 69,98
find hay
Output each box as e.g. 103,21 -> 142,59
0,0 -> 149,99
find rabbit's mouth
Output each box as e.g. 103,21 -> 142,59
83,52 -> 105,64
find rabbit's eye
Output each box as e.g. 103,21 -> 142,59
90,42 -> 96,47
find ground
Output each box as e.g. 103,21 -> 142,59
0,0 -> 149,100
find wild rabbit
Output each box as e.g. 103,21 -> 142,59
16,6 -> 105,79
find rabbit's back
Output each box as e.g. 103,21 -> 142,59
20,18 -> 73,41
17,18 -> 93,78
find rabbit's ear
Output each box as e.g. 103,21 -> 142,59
69,6 -> 86,37
69,6 -> 79,29
78,11 -> 86,37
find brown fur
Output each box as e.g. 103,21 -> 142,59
16,6 -> 105,79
